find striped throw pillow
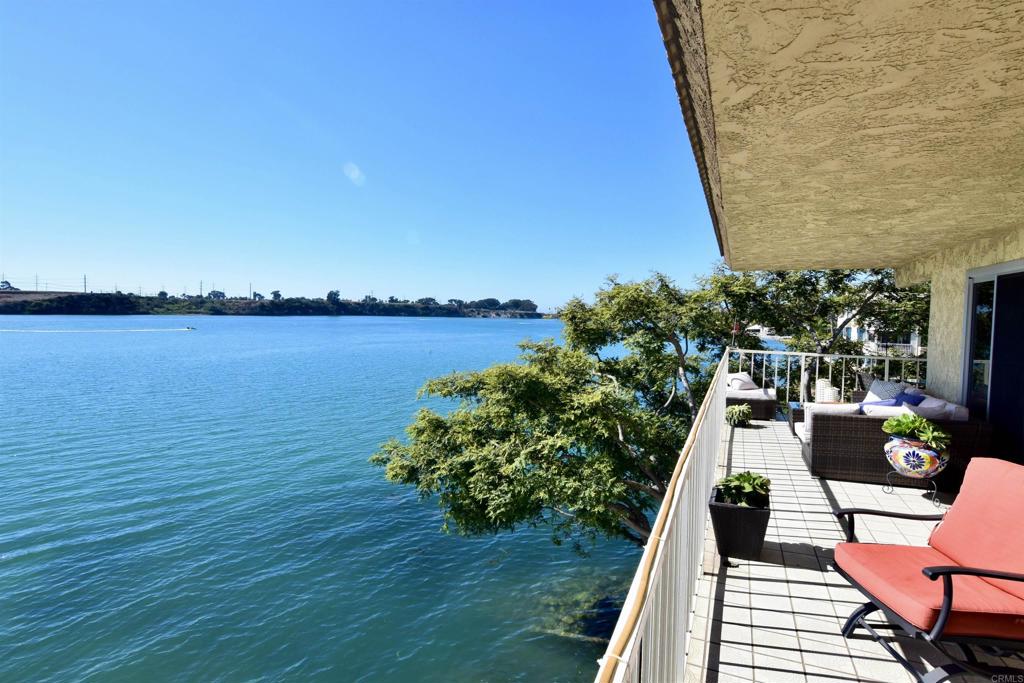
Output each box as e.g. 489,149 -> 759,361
865,378 -> 907,402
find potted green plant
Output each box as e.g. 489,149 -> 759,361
725,404 -> 752,427
881,414 -> 951,480
708,471 -> 771,560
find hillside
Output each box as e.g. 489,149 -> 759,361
0,291 -> 544,318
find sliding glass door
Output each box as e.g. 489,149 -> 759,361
967,265 -> 1024,460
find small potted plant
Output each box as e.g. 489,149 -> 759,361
725,404 -> 752,428
709,471 -> 771,560
881,414 -> 951,480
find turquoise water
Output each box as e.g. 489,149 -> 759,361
0,316 -> 637,682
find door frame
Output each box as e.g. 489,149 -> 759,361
961,258 -> 1024,413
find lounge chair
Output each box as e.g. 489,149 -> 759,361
725,387 -> 777,420
832,458 -> 1024,683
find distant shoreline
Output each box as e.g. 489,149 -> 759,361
0,291 -> 548,319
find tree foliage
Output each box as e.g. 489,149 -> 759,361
373,273 -> 753,548
757,269 -> 929,354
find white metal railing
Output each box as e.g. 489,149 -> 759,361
594,353 -> 727,683
729,348 -> 928,405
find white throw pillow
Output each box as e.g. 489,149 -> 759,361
909,396 -> 948,420
946,403 -> 969,422
862,404 -> 913,418
804,402 -> 862,437
865,378 -> 908,402
727,372 -> 757,390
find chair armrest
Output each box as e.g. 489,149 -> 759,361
920,565 -> 1024,641
834,508 -> 944,542
923,565 -> 1024,583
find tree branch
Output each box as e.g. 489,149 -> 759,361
606,502 -> 652,540
614,422 -> 666,491
668,334 -> 698,415
623,478 -> 665,502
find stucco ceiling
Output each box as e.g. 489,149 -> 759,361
656,0 -> 1024,271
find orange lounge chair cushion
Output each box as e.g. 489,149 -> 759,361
835,542 -> 1024,639
929,458 -> 1024,601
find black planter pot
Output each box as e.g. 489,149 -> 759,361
708,487 -> 771,560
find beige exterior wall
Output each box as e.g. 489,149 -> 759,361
896,227 -> 1024,403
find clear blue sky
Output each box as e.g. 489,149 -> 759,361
0,1 -> 719,310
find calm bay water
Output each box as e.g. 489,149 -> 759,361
0,316 -> 637,682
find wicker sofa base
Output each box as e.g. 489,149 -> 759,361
726,396 -> 778,420
801,413 -> 992,492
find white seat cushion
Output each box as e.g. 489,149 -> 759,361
793,421 -> 807,443
862,404 -> 913,418
726,387 -> 776,400
804,402 -> 862,436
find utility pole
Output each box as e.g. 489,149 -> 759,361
249,282 -> 252,299
200,280 -> 203,297
83,274 -> 87,293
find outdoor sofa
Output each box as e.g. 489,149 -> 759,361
793,383 -> 992,492
797,411 -> 992,492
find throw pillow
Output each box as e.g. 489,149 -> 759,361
727,372 -> 757,390
865,378 -> 907,402
906,396 -> 947,420
893,392 -> 926,406
946,403 -> 969,422
859,398 -> 899,409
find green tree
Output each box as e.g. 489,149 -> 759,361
271,290 -> 282,301
253,292 -> 265,301
752,269 -> 929,399
157,290 -> 168,299
417,297 -> 439,306
468,298 -> 501,310
373,274 -> 736,548
207,290 -> 226,300
757,269 -> 927,355
500,298 -> 539,312
327,290 -> 341,304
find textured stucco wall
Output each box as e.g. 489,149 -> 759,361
692,0 -> 1024,270
896,227 -> 1024,402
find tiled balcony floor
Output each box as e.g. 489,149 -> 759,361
685,419 -> 1020,683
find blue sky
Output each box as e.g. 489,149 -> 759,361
0,1 -> 719,310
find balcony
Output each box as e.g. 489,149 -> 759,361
596,354 -> 1019,683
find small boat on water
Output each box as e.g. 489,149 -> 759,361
185,326 -> 196,331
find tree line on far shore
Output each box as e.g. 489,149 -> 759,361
0,290 -> 542,317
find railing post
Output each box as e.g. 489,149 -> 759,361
799,355 -> 809,404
